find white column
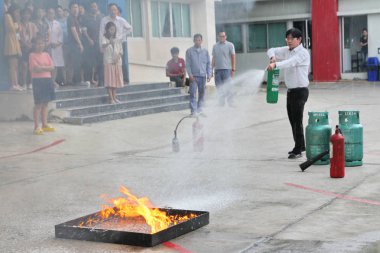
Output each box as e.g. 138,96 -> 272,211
368,13 -> 380,58
191,0 -> 216,52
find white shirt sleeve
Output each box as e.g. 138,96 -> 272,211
267,46 -> 290,61
276,49 -> 309,69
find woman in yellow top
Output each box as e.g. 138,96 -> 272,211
4,4 -> 23,91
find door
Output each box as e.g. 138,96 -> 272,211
294,20 -> 312,75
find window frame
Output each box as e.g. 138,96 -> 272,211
125,0 -> 143,38
151,0 -> 191,38
247,21 -> 287,53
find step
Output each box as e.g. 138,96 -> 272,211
63,102 -> 189,125
55,88 -> 181,109
66,94 -> 189,117
55,82 -> 169,100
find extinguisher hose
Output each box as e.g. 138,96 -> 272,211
174,115 -> 192,138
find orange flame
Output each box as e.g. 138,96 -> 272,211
81,186 -> 197,234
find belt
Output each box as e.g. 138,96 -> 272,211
287,87 -> 308,92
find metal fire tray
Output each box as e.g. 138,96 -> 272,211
55,208 -> 209,247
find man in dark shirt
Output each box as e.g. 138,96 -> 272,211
66,1 -> 85,86
360,28 -> 368,71
166,47 -> 186,88
81,1 -> 104,86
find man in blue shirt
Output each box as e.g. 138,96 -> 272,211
186,34 -> 212,116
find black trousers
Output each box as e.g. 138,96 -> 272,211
287,87 -> 309,154
170,76 -> 184,87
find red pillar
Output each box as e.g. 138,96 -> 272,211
312,0 -> 340,82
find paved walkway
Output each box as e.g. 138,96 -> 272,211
1,81 -> 380,253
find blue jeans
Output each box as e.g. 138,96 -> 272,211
215,69 -> 233,105
189,76 -> 206,113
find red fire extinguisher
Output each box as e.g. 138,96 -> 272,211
192,117 -> 204,152
330,125 -> 345,178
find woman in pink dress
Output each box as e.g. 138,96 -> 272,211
101,21 -> 123,104
29,37 -> 56,135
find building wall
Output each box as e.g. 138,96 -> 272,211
367,14 -> 380,59
216,0 -> 311,23
215,0 -> 311,75
338,0 -> 380,60
129,0 -> 216,83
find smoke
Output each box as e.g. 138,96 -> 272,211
161,69 -> 266,212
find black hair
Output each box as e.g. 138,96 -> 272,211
32,36 -> 46,51
108,3 -> 118,9
362,28 -> 368,32
285,28 -> 302,39
7,4 -> 20,16
69,1 -> 79,10
104,21 -> 117,39
21,7 -> 32,17
170,47 -> 179,55
193,33 -> 203,40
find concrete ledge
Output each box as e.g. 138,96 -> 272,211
0,91 -> 34,121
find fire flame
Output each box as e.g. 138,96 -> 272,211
80,186 -> 197,234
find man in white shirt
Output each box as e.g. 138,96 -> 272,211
99,3 -> 132,84
267,28 -> 310,159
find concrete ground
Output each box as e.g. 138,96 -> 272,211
1,81 -> 380,253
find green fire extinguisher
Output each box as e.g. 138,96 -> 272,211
266,68 -> 280,104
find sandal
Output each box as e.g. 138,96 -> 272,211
33,128 -> 44,135
42,124 -> 55,132
10,86 -> 23,91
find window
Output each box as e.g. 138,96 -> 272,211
268,23 -> 286,48
248,24 -> 267,50
125,0 -> 143,37
151,1 -> 191,38
248,22 -> 286,52
224,24 -> 243,53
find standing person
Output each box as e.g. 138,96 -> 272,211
82,1 -> 103,86
66,2 -> 85,86
101,21 -> 123,104
212,31 -> 236,107
47,8 -> 64,87
20,8 -> 37,90
166,47 -> 186,87
99,3 -> 132,84
4,4 -> 23,91
63,8 -> 70,18
25,0 -> 34,14
360,28 -> 368,71
29,37 -> 56,135
116,5 -> 132,84
186,34 -> 212,116
267,28 -> 310,159
34,7 -> 51,47
3,0 -> 11,13
56,5 -> 68,86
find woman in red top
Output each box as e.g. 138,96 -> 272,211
29,37 -> 56,135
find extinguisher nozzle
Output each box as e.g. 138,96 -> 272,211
299,150 -> 329,171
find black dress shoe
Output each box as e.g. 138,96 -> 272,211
288,153 -> 302,159
288,147 -> 306,154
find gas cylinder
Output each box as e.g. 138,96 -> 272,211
339,111 -> 363,166
305,112 -> 331,165
192,117 -> 204,152
330,125 -> 345,178
266,68 -> 280,104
